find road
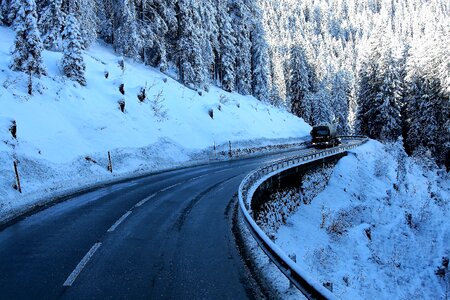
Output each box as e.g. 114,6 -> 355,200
0,148 -> 315,299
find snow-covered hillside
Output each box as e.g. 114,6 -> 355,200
275,141 -> 449,299
0,26 -> 310,220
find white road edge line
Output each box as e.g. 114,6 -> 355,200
134,193 -> 157,208
107,211 -> 132,232
63,242 -> 102,287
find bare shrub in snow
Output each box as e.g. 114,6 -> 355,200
312,246 -> 337,273
326,205 -> 370,240
404,211 -> 415,229
219,94 -> 230,104
256,188 -> 301,239
435,256 -> 449,278
301,163 -> 334,204
151,90 -> 167,122
374,153 -> 389,178
208,108 -> 214,119
119,83 -> 125,95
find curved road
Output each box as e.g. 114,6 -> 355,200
0,148 -> 313,299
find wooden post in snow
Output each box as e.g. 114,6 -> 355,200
107,151 -> 113,173
13,160 -> 22,193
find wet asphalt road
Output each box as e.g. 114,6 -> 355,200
0,148 -> 311,299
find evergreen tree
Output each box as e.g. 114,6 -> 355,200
199,0 -> 219,85
159,0 -> 178,63
10,0 -> 46,77
65,0 -> 97,49
7,0 -> 20,26
38,0 -> 65,51
114,0 -> 141,60
138,0 -> 169,71
78,0 -> 97,48
62,13 -> 86,85
251,8 -> 270,102
310,81 -> 333,125
231,0 -> 252,95
0,0 -> 10,24
289,44 -> 313,123
330,70 -> 351,133
96,0 -> 113,43
217,0 -> 236,92
370,47 -> 402,141
176,0 -> 204,89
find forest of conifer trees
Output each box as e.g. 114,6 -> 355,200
0,0 -> 448,168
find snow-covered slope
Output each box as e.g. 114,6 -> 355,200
275,141 -> 449,299
0,26 -> 310,219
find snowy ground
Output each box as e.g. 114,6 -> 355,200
275,141 -> 450,299
0,26 -> 310,222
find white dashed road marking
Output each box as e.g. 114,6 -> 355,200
63,242 -> 102,287
134,193 -> 157,208
107,211 -> 132,232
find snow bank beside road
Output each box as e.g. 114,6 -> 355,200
275,140 -> 449,299
0,26 -> 310,221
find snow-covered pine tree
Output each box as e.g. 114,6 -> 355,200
62,13 -> 86,85
96,0 -> 113,43
330,70 -> 351,133
404,74 -> 426,153
65,0 -> 97,49
217,0 -> 236,92
310,82 -> 333,125
78,0 -> 97,49
231,0 -> 252,95
114,0 -> 141,60
289,44 -> 313,123
199,0 -> 219,85
371,47 -> 402,141
356,32 -> 385,136
7,0 -> 20,27
158,0 -> 178,63
136,0 -> 169,71
176,0 -> 204,89
38,0 -> 65,51
404,29 -> 449,167
250,5 -> 270,102
0,0 -> 10,24
10,0 -> 46,77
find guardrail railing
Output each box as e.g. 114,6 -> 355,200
238,137 -> 368,300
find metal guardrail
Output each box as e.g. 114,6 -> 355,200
238,137 -> 368,300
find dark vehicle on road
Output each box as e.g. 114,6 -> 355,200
310,123 -> 340,148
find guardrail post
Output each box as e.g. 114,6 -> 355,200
288,253 -> 297,288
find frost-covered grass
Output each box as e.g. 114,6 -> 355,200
0,26 -> 310,220
275,140 -> 450,299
